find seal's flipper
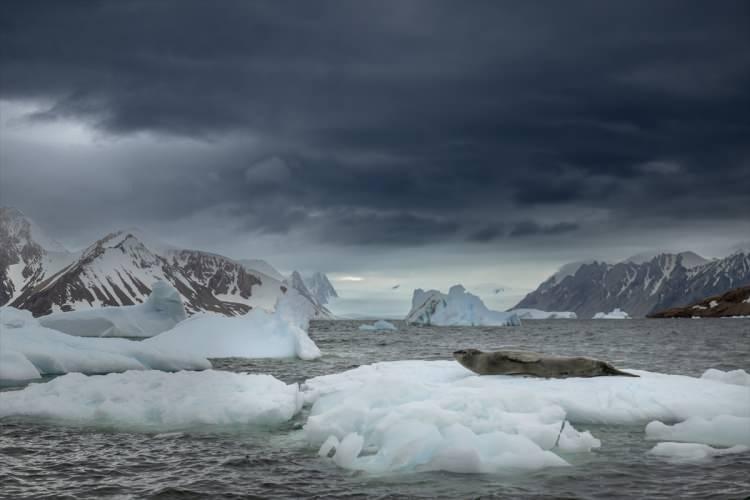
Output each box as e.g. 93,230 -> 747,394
603,363 -> 639,377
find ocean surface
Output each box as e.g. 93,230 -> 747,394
2,319 -> 749,499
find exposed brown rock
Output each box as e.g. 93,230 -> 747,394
648,286 -> 750,318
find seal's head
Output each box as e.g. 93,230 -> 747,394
453,348 -> 482,368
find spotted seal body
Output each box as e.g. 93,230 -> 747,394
453,349 -> 638,378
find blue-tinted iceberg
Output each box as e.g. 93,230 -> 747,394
405,285 -> 521,326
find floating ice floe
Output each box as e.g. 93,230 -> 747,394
0,370 -> 302,430
405,285 -> 521,326
0,307 -> 210,382
645,415 -> 750,447
144,290 -> 321,360
302,360 -> 750,475
593,308 -> 631,319
38,281 -> 187,338
647,442 -> 749,462
359,320 -> 398,331
700,368 -> 750,386
509,309 -> 577,320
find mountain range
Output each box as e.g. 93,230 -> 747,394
515,251 -> 750,318
0,207 -> 335,318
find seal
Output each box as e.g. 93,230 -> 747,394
453,348 -> 638,378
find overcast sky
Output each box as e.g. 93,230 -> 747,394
1,1 -> 749,314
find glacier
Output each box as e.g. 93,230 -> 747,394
38,280 -> 187,337
144,290 -> 322,360
301,360 -> 750,474
405,285 -> 521,326
0,370 -> 302,430
0,307 -> 210,382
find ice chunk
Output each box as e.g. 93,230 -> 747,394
144,291 -> 321,360
700,368 -> 750,386
0,307 -> 209,382
647,442 -> 749,462
0,370 -> 302,430
510,309 -> 577,320
301,360 -> 749,474
39,281 -> 188,337
405,285 -> 521,326
0,350 -> 41,382
593,308 -> 631,319
645,415 -> 750,447
358,320 -> 398,331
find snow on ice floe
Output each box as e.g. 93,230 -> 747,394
405,285 -> 521,326
593,308 -> 631,319
0,370 -> 302,430
645,415 -> 750,447
38,281 -> 187,338
0,307 -> 209,382
700,368 -> 750,386
359,320 -> 398,331
647,442 -> 749,462
144,290 -> 321,360
301,360 -> 749,474
510,309 -> 577,320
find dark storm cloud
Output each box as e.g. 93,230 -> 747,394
1,0 -> 749,246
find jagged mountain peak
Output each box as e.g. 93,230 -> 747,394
516,250 -> 750,318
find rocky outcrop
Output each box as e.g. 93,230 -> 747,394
648,286 -> 750,318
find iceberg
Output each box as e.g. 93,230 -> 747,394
647,442 -> 749,462
405,285 -> 521,326
38,281 -> 187,337
358,320 -> 398,331
0,307 -> 210,382
144,290 -> 321,360
301,360 -> 749,475
0,370 -> 302,430
645,415 -> 750,447
593,308 -> 631,319
510,308 -> 577,320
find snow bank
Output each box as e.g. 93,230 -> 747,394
301,360 -> 749,474
0,370 -> 302,430
405,285 -> 521,326
645,415 -> 750,447
359,320 -> 398,331
39,281 -> 187,337
0,307 -> 209,382
647,442 -> 749,461
593,308 -> 631,319
700,368 -> 750,386
510,309 -> 577,320
144,290 -> 321,360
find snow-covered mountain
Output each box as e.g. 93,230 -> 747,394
239,259 -> 286,282
0,207 -> 74,305
1,210 -> 331,318
302,272 -> 338,305
515,251 -> 750,318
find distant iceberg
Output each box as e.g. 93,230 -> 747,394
0,307 -> 209,383
39,281 -> 187,338
405,285 -> 521,326
593,308 -> 631,319
359,320 -> 398,331
144,290 -> 321,360
510,308 -> 577,320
